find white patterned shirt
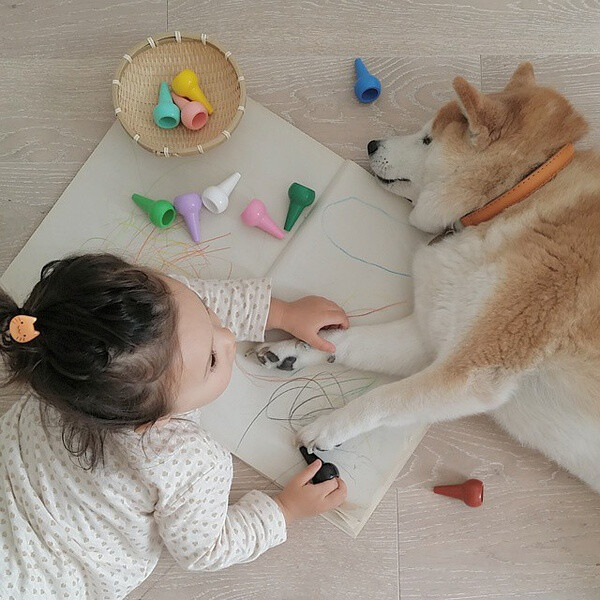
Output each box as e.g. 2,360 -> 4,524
0,277 -> 287,600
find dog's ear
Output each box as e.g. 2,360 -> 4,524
453,76 -> 507,148
504,62 -> 536,92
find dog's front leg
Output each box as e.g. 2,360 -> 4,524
333,314 -> 432,377
297,361 -> 517,451
254,314 -> 432,377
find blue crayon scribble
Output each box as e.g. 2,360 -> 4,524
321,196 -> 413,277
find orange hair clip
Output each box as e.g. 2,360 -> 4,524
9,315 -> 40,343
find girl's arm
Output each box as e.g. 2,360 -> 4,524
172,276 -> 349,352
150,435 -> 345,572
148,431 -> 287,571
173,276 -> 272,342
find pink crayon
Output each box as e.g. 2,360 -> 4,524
171,92 -> 208,130
241,199 -> 284,239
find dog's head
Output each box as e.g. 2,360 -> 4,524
368,63 -> 589,234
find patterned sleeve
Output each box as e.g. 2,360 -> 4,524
170,275 -> 272,342
144,427 -> 287,571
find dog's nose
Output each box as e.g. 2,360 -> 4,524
367,140 -> 380,156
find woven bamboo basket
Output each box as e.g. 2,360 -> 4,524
112,32 -> 246,157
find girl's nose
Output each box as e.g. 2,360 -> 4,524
223,326 -> 236,347
226,334 -> 236,360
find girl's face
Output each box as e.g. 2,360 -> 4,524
163,275 -> 237,414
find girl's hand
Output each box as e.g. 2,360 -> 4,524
274,460 -> 347,524
267,296 -> 349,353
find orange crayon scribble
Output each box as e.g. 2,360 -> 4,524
347,300 -> 406,318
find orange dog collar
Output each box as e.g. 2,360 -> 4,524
460,143 -> 575,228
9,315 -> 40,343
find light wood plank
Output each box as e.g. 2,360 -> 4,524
169,0 -> 600,55
0,57 -> 118,270
1,0 -> 166,58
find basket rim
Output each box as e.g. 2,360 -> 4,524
112,32 -> 247,157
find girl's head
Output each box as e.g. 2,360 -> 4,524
0,253 -> 236,468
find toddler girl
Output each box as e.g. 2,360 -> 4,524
0,253 -> 348,600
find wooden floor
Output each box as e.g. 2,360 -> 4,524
1,1 -> 600,598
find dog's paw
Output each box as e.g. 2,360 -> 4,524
296,411 -> 350,452
250,339 -> 335,371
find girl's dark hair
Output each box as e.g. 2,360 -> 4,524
0,253 -> 179,469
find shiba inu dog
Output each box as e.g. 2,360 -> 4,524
255,63 -> 600,493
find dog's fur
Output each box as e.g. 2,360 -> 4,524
255,63 -> 600,493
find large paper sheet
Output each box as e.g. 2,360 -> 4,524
201,161 -> 429,535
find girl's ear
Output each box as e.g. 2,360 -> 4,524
453,76 -> 508,148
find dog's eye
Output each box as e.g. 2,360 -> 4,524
422,135 -> 432,145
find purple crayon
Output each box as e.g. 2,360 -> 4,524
174,192 -> 202,242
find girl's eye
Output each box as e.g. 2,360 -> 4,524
422,135 -> 432,145
210,351 -> 217,372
